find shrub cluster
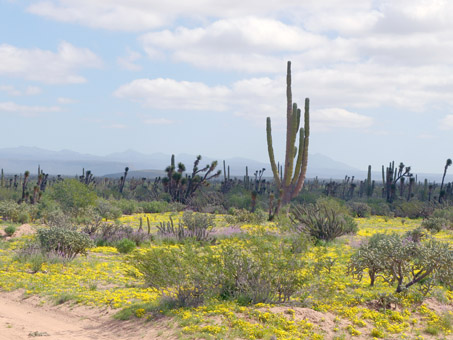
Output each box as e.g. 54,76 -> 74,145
127,237 -> 306,307
349,231 -> 452,293
37,226 -> 93,260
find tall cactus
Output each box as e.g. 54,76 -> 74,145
266,61 -> 310,216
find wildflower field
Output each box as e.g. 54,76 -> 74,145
0,214 -> 452,340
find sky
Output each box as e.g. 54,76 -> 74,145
1,0 -> 453,174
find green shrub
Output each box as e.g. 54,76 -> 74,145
348,202 -> 371,218
141,200 -> 169,213
225,208 -> 267,225
127,242 -> 217,307
157,211 -> 215,242
44,179 -> 97,215
95,198 -> 123,219
348,233 -> 452,293
393,201 -> 426,219
115,238 -> 136,253
421,217 -> 449,233
37,226 -> 93,260
127,236 -> 306,307
291,198 -> 358,241
217,237 -> 305,304
4,225 -> 16,236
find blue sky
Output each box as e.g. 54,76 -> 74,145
1,0 -> 453,173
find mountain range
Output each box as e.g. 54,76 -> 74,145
0,146 -> 361,179
0,146 -> 449,182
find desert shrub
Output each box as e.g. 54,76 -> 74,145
141,200 -> 169,214
115,238 -> 136,253
348,232 -> 452,293
291,198 -> 357,242
224,192 -> 252,210
393,201 -> 426,219
127,242 -> 218,307
88,222 -> 149,246
421,217 -> 449,233
432,207 -> 453,227
0,200 -> 36,222
128,236 -> 306,307
45,179 -> 97,215
348,202 -> 371,218
157,211 -> 215,242
113,199 -> 142,215
95,198 -> 123,219
4,225 -> 16,236
37,226 -> 93,260
225,208 -> 267,225
368,200 -> 393,217
217,237 -> 306,304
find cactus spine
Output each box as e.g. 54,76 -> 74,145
266,61 -> 310,216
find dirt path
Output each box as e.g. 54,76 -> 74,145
0,291 -> 176,340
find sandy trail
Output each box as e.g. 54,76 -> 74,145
0,292 -> 175,340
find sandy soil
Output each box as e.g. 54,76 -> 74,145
0,291 -> 176,340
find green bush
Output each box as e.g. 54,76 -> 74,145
115,238 -> 136,253
37,226 -> 93,260
4,225 -> 16,236
291,198 -> 358,242
141,201 -> 169,213
225,208 -> 267,225
348,202 -> 371,218
421,217 -> 449,233
127,242 -> 217,307
348,232 -> 452,293
217,237 -> 305,304
45,179 -> 97,215
95,198 -> 122,220
127,236 -> 307,307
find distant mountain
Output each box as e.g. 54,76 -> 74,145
6,146 -> 447,182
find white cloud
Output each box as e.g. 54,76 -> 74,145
0,85 -> 41,96
0,42 -> 101,84
144,118 -> 175,125
117,49 -> 142,71
312,108 -> 373,131
114,78 -> 231,111
0,101 -> 61,116
57,97 -> 77,104
114,76 -> 374,131
439,115 -> 453,130
26,0 -> 370,32
102,123 -> 127,129
25,86 -> 42,95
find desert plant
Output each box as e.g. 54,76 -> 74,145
127,242 -> 218,307
156,211 -> 215,242
348,232 -> 452,293
115,238 -> 136,253
266,61 -> 310,217
4,225 -> 16,236
291,198 -> 357,241
348,202 -> 371,218
37,226 -> 93,260
421,217 -> 449,233
217,237 -> 305,304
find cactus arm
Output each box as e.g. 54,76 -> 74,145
291,127 -> 305,185
266,117 -> 282,187
293,98 -> 310,198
